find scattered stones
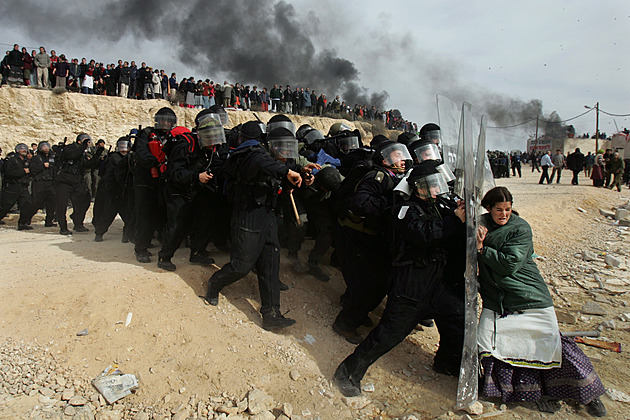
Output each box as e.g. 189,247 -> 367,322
599,209 -> 615,218
342,396 -> 371,410
68,395 -> 88,406
39,387 -> 55,399
461,401 -> 484,415
289,370 -> 300,381
76,329 -> 89,336
581,250 -> 598,261
61,388 -> 75,401
605,254 -> 622,268
247,389 -> 274,415
555,309 -> 577,324
599,319 -> 616,330
361,383 -> 375,392
619,313 -> 630,322
171,408 -> 190,420
499,404 -> 507,411
251,410 -> 275,420
615,209 -> 630,220
582,301 -> 607,316
95,409 -> 123,420
282,402 -> 293,417
606,388 -> 630,403
64,405 -> 77,416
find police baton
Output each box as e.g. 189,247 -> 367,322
289,190 -> 302,226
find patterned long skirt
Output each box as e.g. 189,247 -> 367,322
481,336 -> 605,404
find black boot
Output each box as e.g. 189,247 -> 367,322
135,251 -> 151,263
59,228 -> 72,235
586,397 -> 606,417
94,234 -> 103,242
157,258 -> 176,271
262,310 -> 296,331
203,282 -> 220,306
333,363 -> 361,397
307,261 -> 330,282
74,225 -> 89,233
333,319 -> 363,344
17,224 -> 33,231
189,251 -> 215,266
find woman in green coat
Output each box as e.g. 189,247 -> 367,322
476,186 -> 606,417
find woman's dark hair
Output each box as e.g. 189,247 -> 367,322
481,186 -> 513,210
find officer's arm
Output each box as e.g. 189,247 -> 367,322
348,177 -> 387,217
167,142 -> 198,187
83,147 -> 104,170
29,156 -> 44,175
399,205 -> 463,246
5,158 -> 26,179
134,130 -> 159,169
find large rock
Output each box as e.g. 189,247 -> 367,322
251,411 -> 275,420
342,396 -> 371,410
582,301 -> 607,316
247,389 -> 275,415
95,410 -> 122,420
605,254 -> 622,268
615,209 -> 630,220
599,209 -> 615,218
556,309 -> 577,324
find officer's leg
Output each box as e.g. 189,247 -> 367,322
158,194 -> 190,263
54,182 -> 71,232
17,185 -> 34,227
336,296 -> 425,393
71,182 -> 92,229
43,185 -> 57,225
94,193 -> 119,237
254,213 -> 281,315
0,185 -> 19,221
430,285 -> 465,375
188,192 -> 215,261
206,210 -> 264,301
133,185 -> 157,255
91,184 -> 108,228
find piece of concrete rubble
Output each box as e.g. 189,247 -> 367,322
615,209 -> 630,220
461,401 -> 484,415
342,396 -> 371,410
599,320 -> 616,330
247,389 -> 274,415
582,301 -> 607,316
599,209 -> 615,218
605,254 -> 622,268
556,309 -> 577,324
581,250 -> 598,262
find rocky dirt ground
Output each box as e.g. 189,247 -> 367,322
1,162 -> 630,419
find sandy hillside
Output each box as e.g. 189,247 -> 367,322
0,86 -> 389,153
1,88 -> 630,420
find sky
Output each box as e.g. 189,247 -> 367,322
0,0 -> 628,149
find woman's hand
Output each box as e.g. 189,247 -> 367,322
454,201 -> 465,223
477,226 -> 488,250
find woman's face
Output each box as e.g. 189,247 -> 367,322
489,201 -> 512,226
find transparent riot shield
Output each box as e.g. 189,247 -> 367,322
455,102 -> 479,411
436,94 -> 461,176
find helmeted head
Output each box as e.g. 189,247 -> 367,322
298,127 -> 325,146
267,114 -> 295,134
419,123 -> 441,145
336,130 -> 360,154
327,122 -> 352,137
37,141 -> 51,154
374,141 -> 412,174
116,137 -> 131,155
370,134 -> 390,149
15,143 -> 29,157
76,133 -> 92,148
196,113 -> 226,149
207,105 -> 230,126
397,132 -> 419,146
154,107 -> 177,132
267,127 -> 298,161
409,140 -> 442,164
407,161 -> 449,200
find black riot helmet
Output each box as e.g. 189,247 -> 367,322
336,130 -> 360,154
296,124 -> 313,140
406,161 -> 449,200
374,141 -> 412,174
419,123 -> 441,145
207,105 -> 230,126
397,132 -> 419,146
267,114 -> 295,134
154,107 -> 177,131
15,143 -> 29,156
327,122 -> 352,137
37,141 -> 51,154
370,134 -> 390,149
409,139 -> 442,164
197,114 -> 226,149
76,133 -> 92,148
299,127 -> 325,146
267,127 -> 299,160
116,137 -> 131,154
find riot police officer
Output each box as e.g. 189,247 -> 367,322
133,107 -> 176,263
204,121 -> 302,331
334,162 -> 466,397
27,141 -> 57,227
0,143 -> 33,229
157,113 -> 224,271
54,133 -> 104,235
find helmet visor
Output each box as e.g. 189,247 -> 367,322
425,129 -> 441,145
413,173 -> 449,199
338,136 -> 360,153
303,129 -> 324,145
268,137 -> 299,159
197,115 -> 226,148
155,114 -> 177,130
267,120 -> 295,134
436,163 -> 455,183
116,140 -> 130,152
38,141 -> 51,153
413,143 -> 442,163
380,143 -> 412,166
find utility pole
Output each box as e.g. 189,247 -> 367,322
595,102 -> 600,153
533,116 -> 539,152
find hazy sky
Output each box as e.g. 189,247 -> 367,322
1,0 -> 628,149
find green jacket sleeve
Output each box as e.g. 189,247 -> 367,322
479,224 -> 531,276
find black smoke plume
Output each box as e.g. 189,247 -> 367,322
0,0 -> 389,109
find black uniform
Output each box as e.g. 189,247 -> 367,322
0,153 -> 33,226
133,127 -> 167,257
92,151 -> 133,239
206,139 -> 289,317
334,166 -> 399,334
158,132 -> 216,262
335,194 -> 466,393
54,143 -> 103,232
27,151 -> 57,226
